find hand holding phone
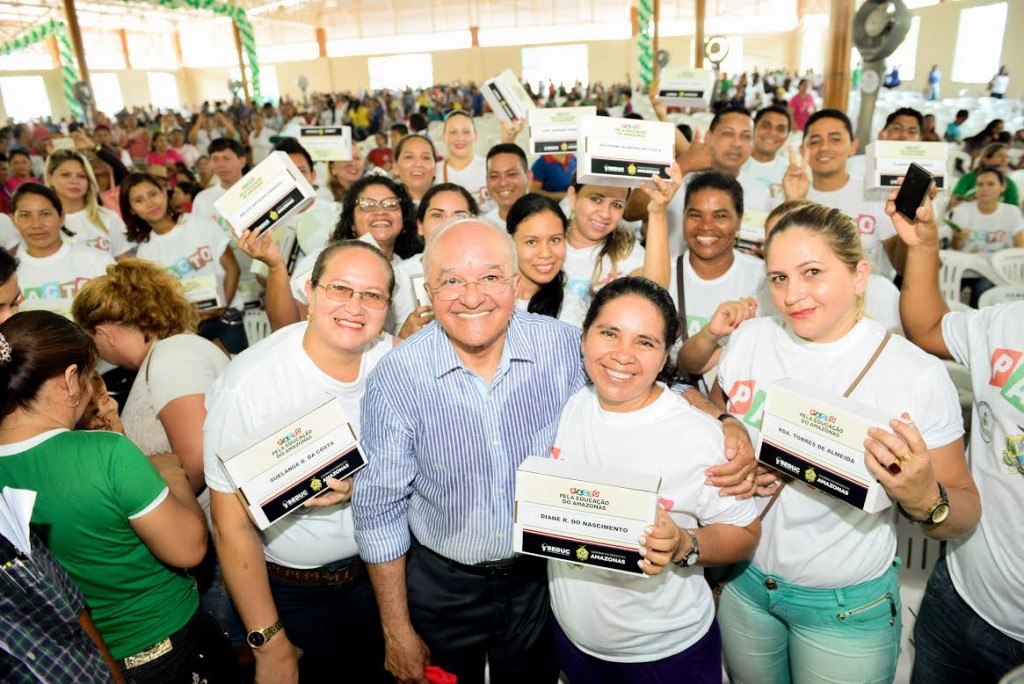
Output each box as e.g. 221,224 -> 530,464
894,162 -> 934,221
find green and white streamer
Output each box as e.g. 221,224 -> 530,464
637,0 -> 654,86
0,19 -> 83,118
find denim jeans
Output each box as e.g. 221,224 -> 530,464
718,560 -> 902,684
198,308 -> 248,355
118,609 -> 238,684
266,560 -> 390,684
911,554 -> 1024,684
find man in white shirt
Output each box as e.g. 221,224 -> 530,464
742,105 -> 792,196
783,109 -> 898,280
482,143 -> 532,229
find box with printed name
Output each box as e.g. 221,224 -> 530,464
576,116 -> 675,188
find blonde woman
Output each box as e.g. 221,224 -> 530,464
45,149 -> 133,259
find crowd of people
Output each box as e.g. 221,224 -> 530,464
0,69 -> 1022,684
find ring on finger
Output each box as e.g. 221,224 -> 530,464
746,473 -> 756,484
886,462 -> 902,476
898,451 -> 915,464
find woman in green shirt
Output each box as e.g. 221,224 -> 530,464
0,311 -> 237,683
952,143 -> 1019,208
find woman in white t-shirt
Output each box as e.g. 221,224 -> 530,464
45,149 -> 133,259
120,172 -> 240,342
712,202 -> 981,684
72,259 -> 228,494
950,167 -> 1024,254
11,183 -> 114,319
436,111 -> 492,212
203,241 -> 395,684
549,276 -> 760,682
562,170 -> 681,326
392,135 -> 437,204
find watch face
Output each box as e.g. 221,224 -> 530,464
931,503 -> 950,525
684,550 -> 700,567
247,631 -> 266,648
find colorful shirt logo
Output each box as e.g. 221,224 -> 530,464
727,379 -> 766,430
990,348 -> 1024,413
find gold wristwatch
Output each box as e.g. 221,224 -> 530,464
246,620 -> 283,649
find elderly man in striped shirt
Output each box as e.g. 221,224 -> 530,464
354,218 -> 755,684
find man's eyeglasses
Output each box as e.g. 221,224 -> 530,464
432,274 -> 513,301
356,197 -> 402,213
313,282 -> 391,310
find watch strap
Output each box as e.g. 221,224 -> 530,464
247,619 -> 283,648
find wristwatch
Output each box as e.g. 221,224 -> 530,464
717,413 -> 737,424
246,620 -> 283,649
899,483 -> 950,526
675,529 -> 701,567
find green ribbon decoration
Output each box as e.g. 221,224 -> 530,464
636,0 -> 654,86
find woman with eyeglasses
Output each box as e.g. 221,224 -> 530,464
204,240 -> 395,684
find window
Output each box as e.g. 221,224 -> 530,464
82,30 -> 126,70
0,46 -> 53,71
127,32 -> 177,70
0,76 -> 52,120
92,73 -> 125,116
368,54 -> 433,90
179,17 -> 237,68
952,2 -> 1007,84
257,42 -> 318,64
887,16 -> 920,81
522,44 -> 588,89
147,72 -> 181,111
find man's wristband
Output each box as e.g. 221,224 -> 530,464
718,413 -> 737,424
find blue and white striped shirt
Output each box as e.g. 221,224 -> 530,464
353,310 -> 587,565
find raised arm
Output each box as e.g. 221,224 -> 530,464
631,162 -> 683,288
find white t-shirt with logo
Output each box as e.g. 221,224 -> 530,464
670,249 -> 766,339
950,202 -> 1024,255
755,275 -> 902,334
716,317 -> 963,588
563,241 -> 645,319
64,207 -> 133,258
482,207 -> 506,230
742,155 -> 790,197
807,176 -> 896,280
437,156 -> 493,213
942,303 -> 1024,641
17,242 -> 114,318
549,385 -> 756,662
136,215 -> 231,309
203,322 -> 393,569
191,181 -> 257,309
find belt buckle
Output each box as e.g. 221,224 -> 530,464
123,637 -> 173,669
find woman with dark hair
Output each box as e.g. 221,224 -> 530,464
505,193 -> 583,322
951,143 -> 1019,208
392,134 -> 437,203
0,311 -> 236,683
10,183 -> 113,319
119,172 -> 243,353
204,241 -> 395,684
548,276 -> 760,683
0,247 -> 20,324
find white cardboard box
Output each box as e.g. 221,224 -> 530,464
514,456 -> 660,575
756,378 -> 894,513
576,116 -> 675,188
481,69 -> 535,124
657,68 -> 716,109
217,395 -> 367,530
527,106 -> 596,155
180,275 -> 222,310
863,141 -> 951,194
213,151 -> 316,239
298,125 -> 353,162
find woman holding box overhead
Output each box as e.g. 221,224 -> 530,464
548,276 -> 760,683
203,240 -> 395,684
561,167 -> 682,326
710,202 -> 980,684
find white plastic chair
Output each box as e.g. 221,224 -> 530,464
946,299 -> 974,313
938,250 -> 1008,303
243,309 -> 272,345
991,248 -> 1024,284
978,284 -> 1024,307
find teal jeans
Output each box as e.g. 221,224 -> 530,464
718,560 -> 902,684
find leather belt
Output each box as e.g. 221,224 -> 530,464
266,558 -> 365,586
121,637 -> 173,670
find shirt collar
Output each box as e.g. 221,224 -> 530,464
432,310 -> 536,378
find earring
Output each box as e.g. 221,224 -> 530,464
65,394 -> 82,408
307,312 -> 313,321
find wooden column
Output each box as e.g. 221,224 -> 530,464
232,21 -> 251,102
652,0 -> 661,81
61,0 -> 91,85
46,35 -> 61,70
823,0 -> 854,111
694,0 -> 706,67
315,27 -> 327,58
118,28 -> 132,69
470,25 -> 480,47
171,29 -> 183,68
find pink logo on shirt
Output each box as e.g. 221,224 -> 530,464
855,214 -> 877,236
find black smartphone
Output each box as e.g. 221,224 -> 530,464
894,162 -> 934,220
